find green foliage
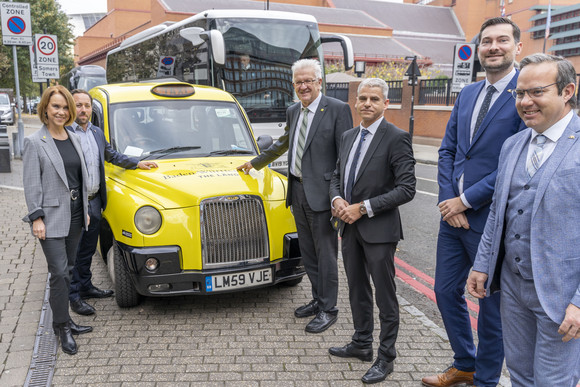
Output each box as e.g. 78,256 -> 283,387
0,0 -> 75,97
325,60 -> 445,81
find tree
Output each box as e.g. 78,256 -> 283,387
0,0 -> 74,101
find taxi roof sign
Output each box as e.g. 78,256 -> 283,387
1,2 -> 32,46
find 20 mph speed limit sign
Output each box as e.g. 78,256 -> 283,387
35,34 -> 59,79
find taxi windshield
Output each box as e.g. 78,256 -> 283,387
108,100 -> 258,159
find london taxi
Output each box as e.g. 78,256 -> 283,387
90,81 -> 304,307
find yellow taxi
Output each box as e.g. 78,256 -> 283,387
90,82 -> 304,307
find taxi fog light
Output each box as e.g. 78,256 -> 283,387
148,283 -> 170,292
135,206 -> 162,234
145,258 -> 159,271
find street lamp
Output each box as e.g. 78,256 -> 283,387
354,60 -> 366,77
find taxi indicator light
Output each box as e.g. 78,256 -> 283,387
151,84 -> 195,98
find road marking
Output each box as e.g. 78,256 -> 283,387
0,184 -> 24,191
416,189 -> 437,197
417,176 -> 437,183
395,255 -> 478,330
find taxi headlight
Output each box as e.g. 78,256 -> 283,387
134,206 -> 162,234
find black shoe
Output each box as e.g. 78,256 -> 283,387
305,310 -> 337,333
70,299 -> 96,316
329,342 -> 373,362
294,300 -> 319,318
80,286 -> 114,299
69,320 -> 93,335
53,321 -> 78,355
361,359 -> 394,384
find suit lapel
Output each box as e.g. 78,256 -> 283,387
287,103 -> 301,163
39,126 -> 68,187
470,72 -> 518,147
356,120 -> 387,186
462,82 -> 485,148
303,95 -> 327,151
498,129 -> 531,213
341,128 -> 359,193
533,115 -> 580,217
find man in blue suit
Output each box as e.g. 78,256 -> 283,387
468,54 -> 580,387
422,18 -> 525,387
68,90 -> 158,316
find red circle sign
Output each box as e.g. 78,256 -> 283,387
36,36 -> 57,56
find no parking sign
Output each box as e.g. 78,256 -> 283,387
0,2 -> 32,46
451,43 -> 476,93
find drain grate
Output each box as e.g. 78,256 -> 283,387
24,274 -> 57,387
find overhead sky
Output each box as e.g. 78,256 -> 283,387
56,0 -> 107,14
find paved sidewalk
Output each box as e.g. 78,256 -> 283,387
0,120 -> 474,386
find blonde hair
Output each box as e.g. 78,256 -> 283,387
37,85 -> 77,126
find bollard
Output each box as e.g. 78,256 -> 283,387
0,137 -> 11,173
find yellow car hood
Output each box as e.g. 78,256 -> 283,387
107,158 -> 287,209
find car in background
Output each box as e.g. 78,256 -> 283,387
90,81 -> 304,307
60,65 -> 107,91
0,93 -> 14,125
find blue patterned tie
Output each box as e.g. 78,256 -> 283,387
473,85 -> 496,139
345,129 -> 370,203
526,134 -> 547,178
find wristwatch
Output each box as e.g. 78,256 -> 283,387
359,201 -> 367,215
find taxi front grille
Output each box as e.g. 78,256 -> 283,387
200,195 -> 269,268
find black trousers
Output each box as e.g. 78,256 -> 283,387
70,195 -> 102,301
342,223 -> 399,362
39,198 -> 83,324
290,179 -> 338,311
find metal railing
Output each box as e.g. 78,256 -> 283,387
386,80 -> 403,103
418,79 -> 458,106
325,82 -> 349,102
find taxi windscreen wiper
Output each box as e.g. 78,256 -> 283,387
142,146 -> 201,160
208,148 -> 254,156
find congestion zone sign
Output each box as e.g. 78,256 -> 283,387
1,2 -> 33,46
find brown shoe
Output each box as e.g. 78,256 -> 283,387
421,366 -> 474,387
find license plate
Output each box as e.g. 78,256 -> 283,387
270,160 -> 288,167
205,268 -> 273,292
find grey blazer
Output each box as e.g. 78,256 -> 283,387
473,113 -> 580,324
22,125 -> 89,238
251,94 -> 353,211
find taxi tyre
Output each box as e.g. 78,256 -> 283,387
279,276 -> 303,287
108,241 -> 142,308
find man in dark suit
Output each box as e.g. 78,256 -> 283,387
237,59 -> 353,333
422,18 -> 525,387
328,78 -> 416,384
68,89 -> 158,316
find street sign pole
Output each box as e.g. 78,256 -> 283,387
12,43 -> 24,158
404,56 -> 420,140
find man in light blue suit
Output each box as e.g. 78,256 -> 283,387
468,53 -> 580,387
423,18 -> 526,387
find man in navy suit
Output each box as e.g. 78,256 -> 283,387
238,59 -> 353,333
68,90 -> 157,316
422,18 -> 526,387
468,53 -> 580,387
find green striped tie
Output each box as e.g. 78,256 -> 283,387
294,107 -> 309,176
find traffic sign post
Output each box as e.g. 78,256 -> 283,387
1,2 -> 34,158
451,43 -> 476,93
1,1 -> 32,46
34,34 -> 60,79
29,45 -> 48,83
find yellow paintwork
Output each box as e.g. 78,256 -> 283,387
91,82 -> 297,271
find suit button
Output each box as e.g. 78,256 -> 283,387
524,185 -> 530,190
515,234 -> 520,239
518,209 -> 523,214
466,155 -> 471,160
515,257 -> 521,262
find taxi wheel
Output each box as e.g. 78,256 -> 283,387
280,276 -> 303,287
111,241 -> 142,308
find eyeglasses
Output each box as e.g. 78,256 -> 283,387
508,82 -> 558,100
293,79 -> 318,87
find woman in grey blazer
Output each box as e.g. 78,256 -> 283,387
22,86 -> 92,355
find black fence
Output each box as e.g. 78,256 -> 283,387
418,79 -> 459,106
386,80 -> 402,103
325,82 -> 349,102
